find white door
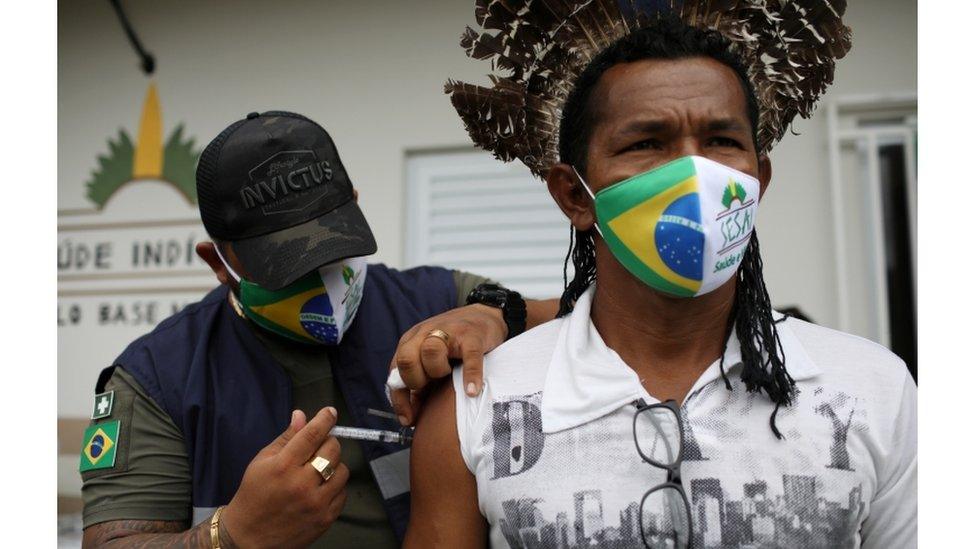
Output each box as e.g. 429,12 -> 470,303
828,95 -> 917,377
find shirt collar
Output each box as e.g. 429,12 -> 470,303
539,286 -> 822,434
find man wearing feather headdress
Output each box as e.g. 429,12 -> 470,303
407,2 -> 916,548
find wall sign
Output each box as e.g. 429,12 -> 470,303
59,83 -> 214,414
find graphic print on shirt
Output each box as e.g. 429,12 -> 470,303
680,408 -> 708,462
812,387 -> 864,472
491,397 -> 545,479
476,390 -> 869,549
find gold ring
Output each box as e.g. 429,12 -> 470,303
425,329 -> 451,345
309,456 -> 336,482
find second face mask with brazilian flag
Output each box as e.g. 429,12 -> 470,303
217,248 -> 368,345
578,155 -> 760,297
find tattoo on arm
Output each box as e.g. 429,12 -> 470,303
82,516 -> 237,549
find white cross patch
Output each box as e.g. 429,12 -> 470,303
92,391 -> 114,419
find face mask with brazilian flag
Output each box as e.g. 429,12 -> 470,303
216,246 -> 368,345
576,155 -> 759,297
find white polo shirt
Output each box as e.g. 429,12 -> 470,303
453,286 -> 916,548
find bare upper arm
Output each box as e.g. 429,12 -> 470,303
404,378 -> 487,549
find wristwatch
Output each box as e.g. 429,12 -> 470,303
466,283 -> 527,340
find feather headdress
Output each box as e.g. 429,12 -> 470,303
446,0 -> 852,178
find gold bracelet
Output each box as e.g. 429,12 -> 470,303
210,506 -> 225,549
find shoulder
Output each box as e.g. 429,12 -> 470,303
116,286 -> 229,363
154,285 -> 229,332
451,317 -> 564,465
105,367 -> 154,399
781,318 -> 914,423
362,263 -> 457,308
783,317 -> 908,382
782,318 -> 916,503
367,263 -> 454,285
482,316 -> 565,386
111,286 -> 232,402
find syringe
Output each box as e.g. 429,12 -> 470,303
330,425 -> 412,445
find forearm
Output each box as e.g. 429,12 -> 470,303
82,516 -> 236,549
525,298 -> 559,330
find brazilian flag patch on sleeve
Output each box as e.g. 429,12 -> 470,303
79,420 -> 120,472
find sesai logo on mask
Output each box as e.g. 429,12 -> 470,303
714,179 -> 755,273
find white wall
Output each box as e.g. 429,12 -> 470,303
58,0 -> 916,499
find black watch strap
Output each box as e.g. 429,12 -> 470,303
465,283 -> 527,340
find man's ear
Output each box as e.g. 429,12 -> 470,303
758,154 -> 772,200
196,241 -> 232,286
546,163 -> 596,231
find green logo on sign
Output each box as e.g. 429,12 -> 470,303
85,83 -> 200,209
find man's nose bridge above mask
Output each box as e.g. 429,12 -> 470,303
674,136 -> 704,160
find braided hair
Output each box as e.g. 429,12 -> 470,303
558,226 -> 597,318
556,16 -> 797,439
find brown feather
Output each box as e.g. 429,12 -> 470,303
446,0 -> 852,177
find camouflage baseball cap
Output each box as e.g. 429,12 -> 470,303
196,111 -> 377,290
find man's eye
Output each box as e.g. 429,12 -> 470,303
625,139 -> 660,152
707,136 -> 743,149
